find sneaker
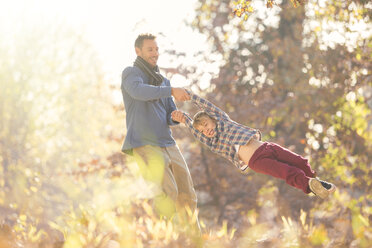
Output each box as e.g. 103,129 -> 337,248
317,178 -> 336,193
308,178 -> 329,199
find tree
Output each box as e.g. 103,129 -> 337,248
0,19 -> 116,246
167,0 -> 372,244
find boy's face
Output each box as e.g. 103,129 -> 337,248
135,39 -> 159,68
196,117 -> 217,138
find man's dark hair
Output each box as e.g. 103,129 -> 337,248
135,33 -> 156,49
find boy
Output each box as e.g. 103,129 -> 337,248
171,90 -> 336,199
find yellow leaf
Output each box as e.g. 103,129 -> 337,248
19,215 -> 27,222
358,214 -> 369,226
229,228 -> 236,240
310,224 -> 329,245
64,234 -> 84,248
300,209 -> 307,227
267,0 -> 274,8
216,221 -> 228,237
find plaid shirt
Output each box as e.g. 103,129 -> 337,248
183,91 -> 261,171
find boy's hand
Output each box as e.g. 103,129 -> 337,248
171,110 -> 186,123
171,88 -> 191,102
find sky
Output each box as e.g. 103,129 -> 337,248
2,0 -> 370,89
0,0 -> 206,86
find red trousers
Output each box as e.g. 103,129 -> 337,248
248,142 -> 316,194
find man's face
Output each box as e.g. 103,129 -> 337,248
135,39 -> 159,68
196,117 -> 217,138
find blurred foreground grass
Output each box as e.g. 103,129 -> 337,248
1,180 -> 371,248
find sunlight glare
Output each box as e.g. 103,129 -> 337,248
1,0 -> 202,85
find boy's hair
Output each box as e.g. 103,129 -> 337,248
135,33 -> 156,49
192,111 -> 216,128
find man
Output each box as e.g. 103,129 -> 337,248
121,33 -> 198,229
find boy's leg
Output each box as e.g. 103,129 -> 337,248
164,145 -> 200,233
248,143 -> 311,193
250,158 -> 312,194
133,145 -> 178,219
267,142 -> 316,178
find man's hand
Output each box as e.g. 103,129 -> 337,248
171,110 -> 186,123
171,87 -> 190,102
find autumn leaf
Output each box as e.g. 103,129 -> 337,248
267,0 -> 275,8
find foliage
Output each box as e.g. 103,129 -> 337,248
232,0 -> 306,21
172,0 -> 371,246
1,0 -> 371,247
0,19 -> 118,247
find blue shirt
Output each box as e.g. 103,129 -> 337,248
121,66 -> 179,154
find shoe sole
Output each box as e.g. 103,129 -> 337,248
316,177 -> 337,194
309,178 -> 329,199
327,184 -> 336,194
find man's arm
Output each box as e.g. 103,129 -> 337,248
186,90 -> 229,119
122,68 -> 171,101
172,88 -> 190,102
122,67 -> 191,102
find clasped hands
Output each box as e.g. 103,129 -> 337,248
171,110 -> 186,123
171,87 -> 190,102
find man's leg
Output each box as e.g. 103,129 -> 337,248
267,142 -> 316,178
164,145 -> 200,232
133,145 -> 178,219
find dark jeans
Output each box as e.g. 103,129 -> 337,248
248,142 -> 316,194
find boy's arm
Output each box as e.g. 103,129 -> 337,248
165,79 -> 180,126
166,97 -> 180,126
171,110 -> 209,144
186,90 -> 229,119
183,113 -> 210,145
